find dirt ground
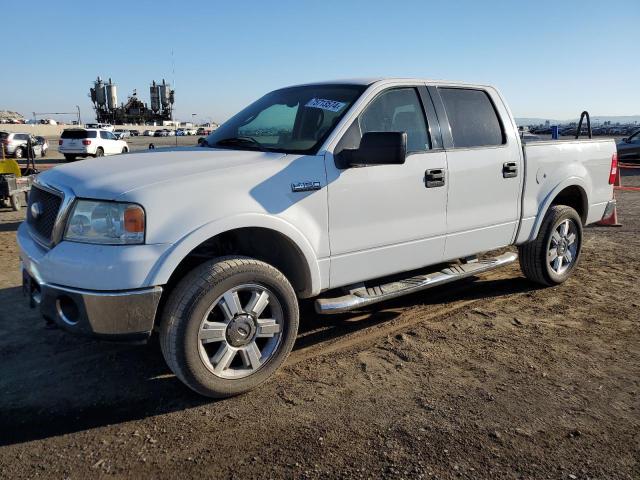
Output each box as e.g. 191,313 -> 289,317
0,171 -> 638,479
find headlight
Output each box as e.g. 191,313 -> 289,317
64,200 -> 145,245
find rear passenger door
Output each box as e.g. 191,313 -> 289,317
429,86 -> 523,260
100,131 -> 119,154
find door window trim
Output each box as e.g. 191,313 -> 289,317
429,85 -> 510,152
333,85 -> 436,169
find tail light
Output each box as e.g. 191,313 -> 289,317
58,139 -> 63,145
82,140 -> 91,146
608,153 -> 618,185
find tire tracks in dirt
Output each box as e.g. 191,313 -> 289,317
287,266 -> 519,367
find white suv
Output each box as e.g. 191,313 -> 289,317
58,128 -> 129,161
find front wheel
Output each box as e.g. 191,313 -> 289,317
14,147 -> 24,159
94,148 -> 104,158
518,205 -> 583,286
160,257 -> 299,398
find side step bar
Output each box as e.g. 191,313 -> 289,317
315,252 -> 518,314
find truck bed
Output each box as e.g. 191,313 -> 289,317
516,138 -> 616,244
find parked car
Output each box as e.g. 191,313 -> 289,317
196,127 -> 211,136
0,132 -> 46,158
616,129 -> 640,163
153,130 -> 167,137
176,129 -> 186,136
58,128 -> 129,161
143,130 -> 153,136
114,129 -> 131,139
129,129 -> 140,137
166,129 -> 175,137
19,78 -> 616,398
84,123 -> 114,132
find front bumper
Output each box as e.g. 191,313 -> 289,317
23,268 -> 162,341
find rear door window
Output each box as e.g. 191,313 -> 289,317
100,131 -> 116,140
439,88 -> 505,148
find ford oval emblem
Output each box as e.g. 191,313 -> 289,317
30,202 -> 43,219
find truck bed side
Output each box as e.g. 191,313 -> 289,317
515,139 -> 615,244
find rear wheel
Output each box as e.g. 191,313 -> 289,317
14,147 -> 24,159
95,148 -> 104,158
160,257 -> 299,398
518,205 -> 583,286
121,147 -> 128,153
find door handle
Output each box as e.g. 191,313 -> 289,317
425,168 -> 445,188
502,162 -> 518,178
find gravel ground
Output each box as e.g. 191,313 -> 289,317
0,170 -> 638,479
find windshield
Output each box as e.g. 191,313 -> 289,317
204,84 -> 366,154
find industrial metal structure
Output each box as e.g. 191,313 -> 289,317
89,77 -> 175,124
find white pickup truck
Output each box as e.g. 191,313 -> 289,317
18,78 -> 617,397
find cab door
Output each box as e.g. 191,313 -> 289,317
325,86 -> 448,289
429,86 -> 523,260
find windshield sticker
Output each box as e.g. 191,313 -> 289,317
305,98 -> 346,112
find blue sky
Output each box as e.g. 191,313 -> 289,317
2,0 -> 638,123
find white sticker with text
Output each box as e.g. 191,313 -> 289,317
305,98 -> 346,112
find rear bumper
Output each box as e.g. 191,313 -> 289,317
24,268 -> 162,341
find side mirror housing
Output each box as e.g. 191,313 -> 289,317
340,132 -> 407,168
622,137 -> 628,143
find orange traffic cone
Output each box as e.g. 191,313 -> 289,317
597,194 -> 622,227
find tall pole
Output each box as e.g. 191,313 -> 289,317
76,105 -> 81,125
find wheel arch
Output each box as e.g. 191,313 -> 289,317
529,179 -> 589,241
146,216 -> 322,301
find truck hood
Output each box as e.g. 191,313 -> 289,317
39,147 -> 287,199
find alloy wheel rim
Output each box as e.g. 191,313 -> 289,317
548,219 -> 579,275
198,283 -> 284,379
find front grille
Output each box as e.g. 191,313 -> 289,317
27,185 -> 63,242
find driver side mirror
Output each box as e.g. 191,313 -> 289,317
622,137 -> 628,143
339,131 -> 407,168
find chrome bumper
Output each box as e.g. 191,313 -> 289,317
23,269 -> 162,342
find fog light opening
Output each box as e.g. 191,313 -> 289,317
56,295 -> 80,325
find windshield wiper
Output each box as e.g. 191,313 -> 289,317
215,136 -> 263,148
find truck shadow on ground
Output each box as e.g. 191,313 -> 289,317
0,276 -> 537,446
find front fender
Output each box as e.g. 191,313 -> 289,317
144,213 -> 323,297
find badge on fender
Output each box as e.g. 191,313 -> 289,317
291,181 -> 321,192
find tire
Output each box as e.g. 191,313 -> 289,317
14,147 -> 24,159
121,147 -> 128,153
10,193 -> 21,211
518,205 -> 583,286
95,148 -> 104,158
63,154 -> 76,162
160,256 -> 299,398
41,148 -> 47,158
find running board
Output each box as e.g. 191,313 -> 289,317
315,252 -> 518,314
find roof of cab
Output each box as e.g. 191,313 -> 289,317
285,77 -> 492,89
